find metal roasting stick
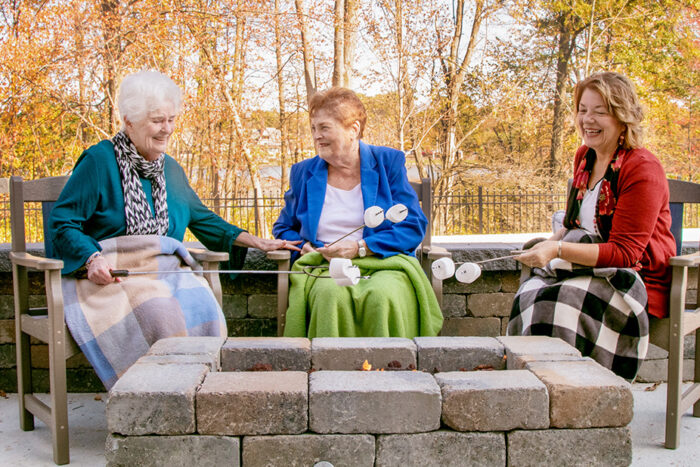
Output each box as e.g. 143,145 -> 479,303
110,268 -> 371,279
473,251 -> 525,265
324,207 -> 409,248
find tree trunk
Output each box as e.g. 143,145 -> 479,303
295,0 -> 317,103
548,12 -> 575,177
341,0 -> 358,88
275,0 -> 289,193
101,0 -> 121,134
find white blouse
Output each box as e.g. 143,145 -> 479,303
316,183 -> 365,244
578,178 -> 603,235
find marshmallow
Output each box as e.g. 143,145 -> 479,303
364,206 -> 385,228
386,203 -> 408,223
455,262 -> 481,284
328,257 -> 361,286
431,257 -> 456,280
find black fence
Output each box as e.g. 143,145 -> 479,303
2,188 -> 698,244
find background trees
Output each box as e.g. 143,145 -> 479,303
1,0 -> 697,231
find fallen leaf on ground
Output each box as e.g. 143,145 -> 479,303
644,382 -> 661,392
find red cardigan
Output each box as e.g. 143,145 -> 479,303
572,145 -> 676,318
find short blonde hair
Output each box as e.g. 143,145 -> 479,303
118,70 -> 182,129
573,72 -> 644,149
309,87 -> 367,137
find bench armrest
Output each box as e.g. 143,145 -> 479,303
188,248 -> 229,263
10,251 -> 63,270
422,245 -> 451,260
669,252 -> 700,268
267,249 -> 291,262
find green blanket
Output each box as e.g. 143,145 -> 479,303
284,253 -> 443,338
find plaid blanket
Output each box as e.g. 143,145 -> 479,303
62,235 -> 226,389
507,229 -> 649,380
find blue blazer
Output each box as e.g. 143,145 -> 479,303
273,141 -> 427,260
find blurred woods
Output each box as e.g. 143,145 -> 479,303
0,0 -> 697,235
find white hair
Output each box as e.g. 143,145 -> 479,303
117,70 -> 182,129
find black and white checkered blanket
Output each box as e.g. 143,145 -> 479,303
507,229 -> 649,380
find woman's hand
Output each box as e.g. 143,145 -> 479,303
317,239 -> 360,261
515,240 -> 558,269
301,242 -> 316,256
235,232 -> 301,252
87,255 -> 120,285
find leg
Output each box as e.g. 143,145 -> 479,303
12,263 -> 34,431
46,270 -> 69,464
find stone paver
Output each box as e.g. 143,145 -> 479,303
440,317 -> 501,336
221,337 -> 311,371
242,434 -> 375,467
507,427 -> 632,466
135,353 -> 219,370
527,360 -> 633,428
497,335 -> 582,369
467,292 -> 515,317
106,363 -> 209,435
375,431 -> 505,467
436,370 -> 549,431
414,336 -> 505,372
147,336 -> 225,369
309,370 -> 441,434
513,354 -> 591,370
311,337 -> 416,371
105,434 -> 239,467
196,371 -> 307,435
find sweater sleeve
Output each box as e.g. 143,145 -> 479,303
47,151 -> 104,274
175,164 -> 248,270
596,152 -> 669,268
362,151 -> 427,258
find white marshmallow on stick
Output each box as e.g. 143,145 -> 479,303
363,206 -> 385,228
328,257 -> 361,286
385,203 -> 408,223
431,257 -> 456,281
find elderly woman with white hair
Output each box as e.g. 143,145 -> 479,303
48,70 -> 299,388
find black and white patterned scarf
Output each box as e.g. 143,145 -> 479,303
112,130 -> 169,235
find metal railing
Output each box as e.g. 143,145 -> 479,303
2,188 -> 698,244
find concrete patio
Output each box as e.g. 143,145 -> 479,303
0,383 -> 698,466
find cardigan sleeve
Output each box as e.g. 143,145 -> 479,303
596,151 -> 669,268
172,163 -> 248,270
272,163 -> 305,243
47,150 -> 106,274
362,151 -> 427,258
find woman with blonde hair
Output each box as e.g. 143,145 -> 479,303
508,72 -> 676,380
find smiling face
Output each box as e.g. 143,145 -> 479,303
310,108 -> 360,168
124,103 -> 176,161
577,88 -> 626,158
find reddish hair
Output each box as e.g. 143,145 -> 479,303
309,87 -> 367,137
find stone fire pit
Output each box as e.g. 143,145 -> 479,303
104,336 -> 633,466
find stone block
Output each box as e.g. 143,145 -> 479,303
105,434 -> 239,467
440,317 -> 501,337
635,358 -> 695,383
247,294 -> 277,319
444,272 -> 501,294
107,363 -> 209,435
507,427 -> 632,466
376,431 -> 505,467
0,344 -> 15,367
500,272 -> 522,293
0,294 -> 45,319
311,337 -> 416,371
135,353 -> 218,370
527,360 -> 633,428
309,370 -> 441,434
497,335 -> 581,369
242,434 -> 375,467
222,294 -> 247,319
221,337 -> 310,371
436,370 -> 548,431
414,336 -> 505,372
196,371 -> 307,435
468,292 -> 514,317
645,335 -> 696,360
147,336 -> 225,362
226,318 -> 277,337
0,319 -> 14,344
513,354 -> 591,370
501,317 -> 508,336
442,294 -> 467,318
